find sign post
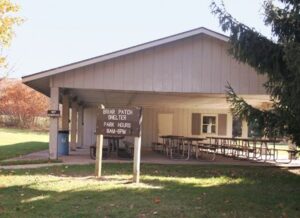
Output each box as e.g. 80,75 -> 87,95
95,107 -> 142,182
133,132 -> 142,183
95,134 -> 103,178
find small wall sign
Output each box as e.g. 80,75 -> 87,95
47,110 -> 60,117
96,107 -> 142,137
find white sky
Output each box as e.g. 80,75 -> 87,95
5,0 -> 271,78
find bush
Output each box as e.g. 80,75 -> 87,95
0,79 -> 49,128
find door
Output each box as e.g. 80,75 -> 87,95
158,113 -> 173,142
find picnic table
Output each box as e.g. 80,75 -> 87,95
159,135 -> 185,158
207,136 -> 281,161
90,136 -> 124,159
159,135 -> 207,160
182,137 -> 206,160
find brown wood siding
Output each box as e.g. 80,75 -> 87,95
191,113 -> 201,135
218,114 -> 227,136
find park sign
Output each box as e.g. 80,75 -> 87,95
47,110 -> 60,117
96,107 -> 142,137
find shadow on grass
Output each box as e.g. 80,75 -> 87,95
0,174 -> 300,217
1,164 -> 300,217
0,141 -> 48,161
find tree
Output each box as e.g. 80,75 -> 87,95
0,79 -> 49,128
211,0 -> 300,146
0,0 -> 22,76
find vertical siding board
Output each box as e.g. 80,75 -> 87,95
192,36 -> 203,92
182,38 -> 193,92
63,71 -> 70,87
73,68 -> 83,88
83,66 -> 92,89
172,41 -> 183,92
212,40 -> 223,93
94,63 -> 103,89
143,49 -> 154,91
201,37 -> 211,92
249,67 -> 258,94
153,47 -> 163,91
114,57 -> 124,90
122,55 -> 130,90
103,60 -> 114,90
258,74 -> 267,94
135,52 -> 144,91
221,43 -> 231,90
53,73 -> 64,87
165,45 -> 174,92
239,64 -> 250,94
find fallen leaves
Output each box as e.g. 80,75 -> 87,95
153,197 -> 160,204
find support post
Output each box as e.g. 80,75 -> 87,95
70,100 -> 78,151
62,94 -> 70,131
77,105 -> 84,148
49,87 -> 59,160
95,134 -> 103,178
133,133 -> 142,183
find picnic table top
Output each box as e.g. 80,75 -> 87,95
159,135 -> 205,141
207,136 -> 281,143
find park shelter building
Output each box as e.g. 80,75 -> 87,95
22,27 -> 269,159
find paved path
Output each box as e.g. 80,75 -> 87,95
1,148 -> 300,170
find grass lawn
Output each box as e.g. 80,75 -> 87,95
0,164 -> 300,218
0,128 -> 48,161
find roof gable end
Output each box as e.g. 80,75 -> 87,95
22,27 -> 228,82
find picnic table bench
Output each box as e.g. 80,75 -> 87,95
275,149 -> 300,164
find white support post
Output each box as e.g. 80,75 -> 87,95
70,100 -> 78,151
49,87 -> 59,160
242,119 -> 248,138
95,134 -> 103,178
62,94 -> 70,131
77,105 -> 84,148
133,133 -> 142,183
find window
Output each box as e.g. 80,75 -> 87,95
202,115 -> 216,134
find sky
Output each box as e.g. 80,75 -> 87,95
5,0 -> 272,78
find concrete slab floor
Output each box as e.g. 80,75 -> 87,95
2,148 -> 300,169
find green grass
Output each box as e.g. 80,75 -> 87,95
0,164 -> 300,218
0,128 -> 48,161
0,159 -> 62,166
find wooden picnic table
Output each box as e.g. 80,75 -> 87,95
159,135 -> 185,158
207,137 -> 281,161
159,135 -> 207,160
90,135 -> 124,159
182,137 -> 206,160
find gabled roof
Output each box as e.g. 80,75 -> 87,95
22,27 -> 228,83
